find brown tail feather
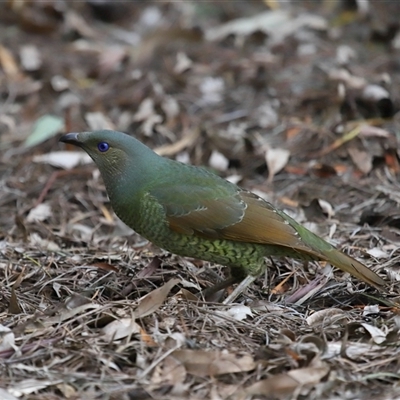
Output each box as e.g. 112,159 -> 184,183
323,248 -> 385,289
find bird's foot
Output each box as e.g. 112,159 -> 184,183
222,275 -> 258,304
197,276 -> 237,301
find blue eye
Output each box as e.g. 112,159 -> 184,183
97,142 -> 109,152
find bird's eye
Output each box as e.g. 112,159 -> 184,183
97,142 -> 109,152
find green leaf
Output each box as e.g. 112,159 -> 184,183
25,115 -> 65,147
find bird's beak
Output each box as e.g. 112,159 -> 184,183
59,132 -> 81,145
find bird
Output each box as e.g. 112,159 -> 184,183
60,130 -> 385,303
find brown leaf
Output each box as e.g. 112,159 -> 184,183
347,146 -> 373,174
0,44 -> 21,79
9,288 -> 22,315
136,257 -> 162,279
139,326 -> 157,346
246,364 -> 329,397
285,126 -> 302,139
99,204 -> 114,224
89,262 -> 119,273
152,355 -> 187,385
154,129 -> 200,157
172,349 -> 255,377
178,288 -> 199,301
384,148 -> 400,174
309,163 -> 338,178
306,308 -> 347,327
135,278 -> 180,318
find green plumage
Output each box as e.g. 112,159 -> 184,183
139,194 -> 266,278
105,154 -> 269,277
60,130 -> 385,299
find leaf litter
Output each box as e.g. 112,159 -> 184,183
1,1 -> 400,399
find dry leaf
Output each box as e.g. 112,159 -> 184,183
0,388 -> 18,400
174,51 -> 192,74
317,199 -> 335,219
56,383 -> 77,399
255,101 -> 278,129
287,266 -> 333,305
306,308 -> 347,327
29,233 -> 60,252
0,325 -> 15,352
367,247 -> 390,258
226,174 -> 242,184
288,364 -> 330,386
51,75 -> 70,91
328,68 -> 366,89
102,318 -> 141,342
362,84 -> 389,101
199,76 -> 224,105
136,257 -> 162,279
225,305 -> 253,321
135,278 -> 180,318
155,129 -> 199,157
325,341 -> 382,359
65,10 -> 97,38
265,147 -> 290,182
360,323 -> 387,344
336,44 -> 356,65
42,303 -> 101,327
206,10 -> 326,44
8,379 -> 63,397
152,355 -> 187,385
0,44 -> 20,78
172,350 -> 255,377
161,95 -> 180,120
98,45 -> 127,76
133,98 -> 156,121
178,288 -> 199,301
26,203 -> 52,223
246,364 -> 329,397
20,45 -> 41,71
209,150 -> 229,171
362,304 -> 380,316
359,125 -> 391,138
347,146 -> 373,174
85,111 -> 115,131
9,288 -> 22,315
384,148 -> 400,174
33,151 -> 93,169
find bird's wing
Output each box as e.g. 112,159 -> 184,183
214,190 -> 311,249
149,183 -> 245,233
149,184 -> 313,252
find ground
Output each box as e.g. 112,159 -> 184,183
1,1 -> 400,399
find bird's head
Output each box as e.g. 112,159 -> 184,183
61,129 -> 156,171
60,130 -> 128,172
60,130 -> 159,189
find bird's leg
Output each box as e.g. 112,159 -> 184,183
198,276 -> 238,300
222,275 -> 258,304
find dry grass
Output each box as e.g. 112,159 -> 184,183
1,157 -> 399,399
1,1 -> 400,399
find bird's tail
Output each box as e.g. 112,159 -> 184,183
291,220 -> 386,289
321,245 -> 385,289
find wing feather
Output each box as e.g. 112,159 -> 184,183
150,184 -> 318,256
